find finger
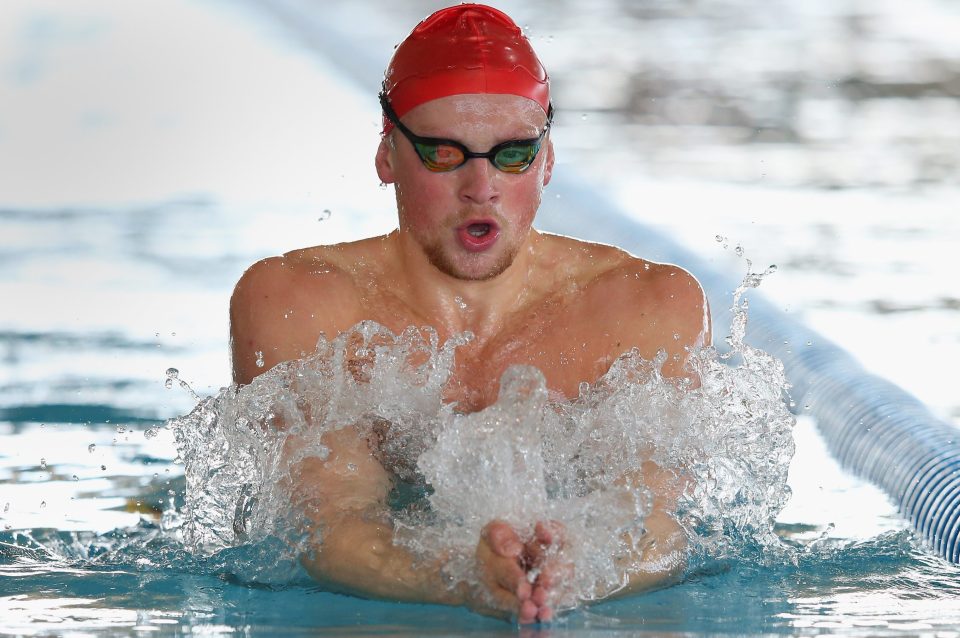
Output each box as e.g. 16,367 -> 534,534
516,578 -> 532,601
518,599 -> 539,624
491,557 -> 528,594
527,520 -> 565,566
536,519 -> 566,547
484,521 -> 523,558
537,605 -> 554,623
534,520 -> 554,546
537,561 -> 573,590
531,583 -> 549,606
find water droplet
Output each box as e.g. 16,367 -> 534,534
672,333 -> 680,341
88,444 -> 96,453
805,341 -> 813,347
318,209 -> 331,221
767,264 -> 778,274
165,367 -> 179,389
3,503 -> 8,513
101,465 -> 107,471
581,113 -> 588,121
115,425 -> 126,434
40,457 -> 46,469
255,351 -> 265,368
347,463 -> 358,472
378,182 -> 388,190
735,245 -> 744,257
144,425 -> 160,439
171,332 -> 176,337
715,235 -> 723,243
72,475 -> 79,481
39,501 -> 46,509
454,296 -> 467,310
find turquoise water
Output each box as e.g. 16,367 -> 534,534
2,0 -> 960,635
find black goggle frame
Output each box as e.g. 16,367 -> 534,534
379,92 -> 553,173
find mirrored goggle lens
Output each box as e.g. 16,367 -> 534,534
493,143 -> 539,173
415,143 -> 465,172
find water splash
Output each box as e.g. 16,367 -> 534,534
158,267 -> 795,609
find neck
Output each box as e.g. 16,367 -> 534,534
385,229 -> 543,344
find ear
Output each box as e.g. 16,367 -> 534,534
541,139 -> 555,187
375,136 -> 396,184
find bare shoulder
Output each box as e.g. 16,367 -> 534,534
561,239 -> 711,378
229,244 -> 369,385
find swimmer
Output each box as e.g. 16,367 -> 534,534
230,3 -> 710,624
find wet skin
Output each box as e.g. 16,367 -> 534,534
231,94 -> 711,623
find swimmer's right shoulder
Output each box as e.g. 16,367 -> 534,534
234,245 -> 356,295
231,236 -> 394,321
230,245 -> 373,384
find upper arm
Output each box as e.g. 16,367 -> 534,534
230,255 -> 355,386
608,261 -> 711,382
230,257 -> 295,386
651,265 -> 711,380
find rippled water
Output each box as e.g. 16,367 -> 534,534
2,0 -> 959,635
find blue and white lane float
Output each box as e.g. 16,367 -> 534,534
252,0 -> 960,564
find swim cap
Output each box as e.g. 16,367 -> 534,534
381,4 -> 550,132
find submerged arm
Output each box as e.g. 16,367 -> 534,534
291,425 -> 459,604
291,425 -> 536,619
609,461 -> 689,597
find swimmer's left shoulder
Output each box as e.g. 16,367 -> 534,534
593,258 -> 711,350
536,233 -> 632,278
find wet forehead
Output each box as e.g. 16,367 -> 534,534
401,94 -> 548,140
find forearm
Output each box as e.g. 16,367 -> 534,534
612,509 -> 687,598
301,513 -> 465,607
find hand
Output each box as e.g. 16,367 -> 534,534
471,520 -> 540,623
472,520 -> 572,624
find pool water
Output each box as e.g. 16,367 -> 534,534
3,415 -> 960,636
2,0 -> 959,635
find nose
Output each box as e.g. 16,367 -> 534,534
457,158 -> 500,205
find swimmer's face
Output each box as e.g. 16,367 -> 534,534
375,93 -> 554,281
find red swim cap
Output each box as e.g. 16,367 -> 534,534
381,4 -> 550,131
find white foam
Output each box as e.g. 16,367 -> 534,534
167,269 -> 795,609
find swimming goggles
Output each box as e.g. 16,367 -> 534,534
379,92 -> 553,174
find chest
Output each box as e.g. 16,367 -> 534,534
445,304 -> 627,410
352,284 -> 645,412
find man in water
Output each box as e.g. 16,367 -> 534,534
230,3 -> 710,624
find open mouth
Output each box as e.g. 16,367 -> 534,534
466,223 -> 492,237
457,220 -> 500,252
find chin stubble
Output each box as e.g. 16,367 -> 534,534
423,239 -> 517,281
